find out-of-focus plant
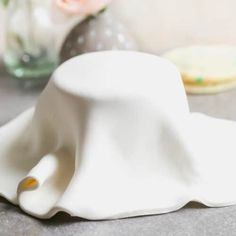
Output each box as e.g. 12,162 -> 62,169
53,0 -> 111,16
1,0 -> 10,7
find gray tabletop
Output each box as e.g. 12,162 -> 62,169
1,63 -> 236,236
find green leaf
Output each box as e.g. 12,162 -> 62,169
1,0 -> 10,7
99,7 -> 107,14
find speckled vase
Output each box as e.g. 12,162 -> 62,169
60,11 -> 138,63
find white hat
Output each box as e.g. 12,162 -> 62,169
0,51 -> 236,219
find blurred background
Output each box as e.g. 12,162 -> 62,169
2,0 -> 236,53
1,0 -> 236,81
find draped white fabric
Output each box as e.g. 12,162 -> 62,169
0,51 -> 236,219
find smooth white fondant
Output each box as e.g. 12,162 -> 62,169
1,51 -> 236,219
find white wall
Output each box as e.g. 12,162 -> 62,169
110,0 -> 236,53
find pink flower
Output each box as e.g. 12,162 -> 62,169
54,0 -> 112,16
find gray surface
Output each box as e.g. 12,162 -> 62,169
1,63 -> 236,236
